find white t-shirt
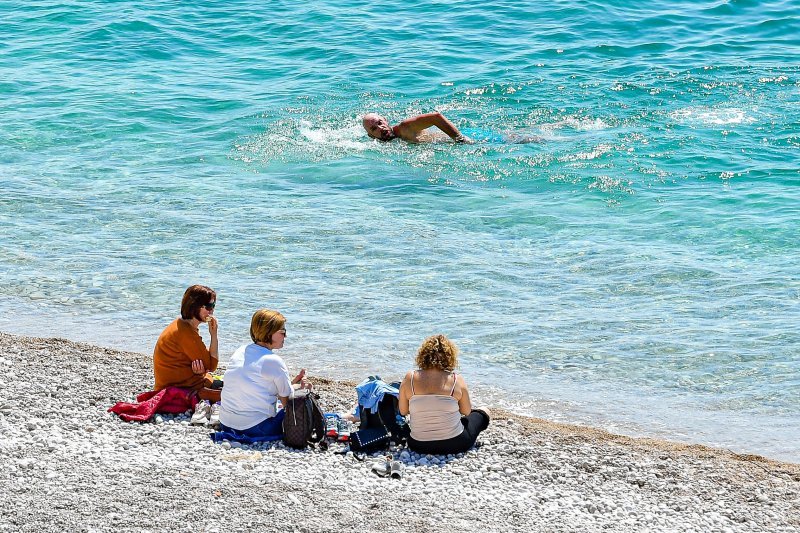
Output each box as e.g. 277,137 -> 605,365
218,343 -> 294,430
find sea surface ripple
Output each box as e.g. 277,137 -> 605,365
1,0 -> 799,461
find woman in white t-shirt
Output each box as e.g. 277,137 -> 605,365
398,334 -> 490,455
217,309 -> 310,441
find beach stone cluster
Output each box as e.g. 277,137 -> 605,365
0,332 -> 798,532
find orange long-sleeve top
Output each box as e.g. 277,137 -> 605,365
153,318 -> 218,391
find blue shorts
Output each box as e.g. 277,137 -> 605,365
211,409 -> 285,444
461,128 -> 542,145
461,128 -> 507,144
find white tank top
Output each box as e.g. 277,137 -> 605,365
408,371 -> 463,441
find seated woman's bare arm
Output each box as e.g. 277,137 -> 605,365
398,371 -> 413,416
278,395 -> 290,408
207,316 -> 219,361
456,376 -> 472,416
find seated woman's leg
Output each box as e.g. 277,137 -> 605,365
244,410 -> 284,437
407,409 -> 490,455
216,410 -> 286,443
407,433 -> 467,455
462,409 -> 490,443
198,388 -> 221,403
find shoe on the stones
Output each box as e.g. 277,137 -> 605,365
337,419 -> 351,442
191,400 -> 211,425
370,457 -> 391,477
325,415 -> 339,438
390,460 -> 405,480
208,402 -> 221,428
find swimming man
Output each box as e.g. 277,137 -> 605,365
362,112 -> 470,144
362,111 -> 542,144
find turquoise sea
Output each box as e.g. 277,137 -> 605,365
1,1 -> 798,461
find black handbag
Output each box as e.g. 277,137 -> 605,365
350,427 -> 391,452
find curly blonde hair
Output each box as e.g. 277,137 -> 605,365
415,334 -> 459,372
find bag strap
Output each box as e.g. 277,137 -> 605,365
286,395 -> 298,427
376,400 -> 389,432
307,393 -> 325,443
305,396 -> 315,442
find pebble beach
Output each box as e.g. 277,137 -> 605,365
1,331 -> 798,532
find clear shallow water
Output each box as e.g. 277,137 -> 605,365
1,0 -> 799,461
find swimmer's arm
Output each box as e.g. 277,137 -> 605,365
398,112 -> 470,143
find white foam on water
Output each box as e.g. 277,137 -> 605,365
232,119 -> 373,166
669,107 -> 756,126
298,122 -> 368,151
559,143 -> 614,162
540,117 -> 609,133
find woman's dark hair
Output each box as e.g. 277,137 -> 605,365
180,285 -> 216,320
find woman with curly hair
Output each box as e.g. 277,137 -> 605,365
398,334 -> 490,455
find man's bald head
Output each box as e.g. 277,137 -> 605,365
362,113 -> 395,141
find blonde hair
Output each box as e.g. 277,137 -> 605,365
415,334 -> 458,372
250,309 -> 286,345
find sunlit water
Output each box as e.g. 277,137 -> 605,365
1,0 -> 798,461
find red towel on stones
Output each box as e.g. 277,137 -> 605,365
108,387 -> 198,422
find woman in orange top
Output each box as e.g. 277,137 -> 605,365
153,285 -> 220,402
